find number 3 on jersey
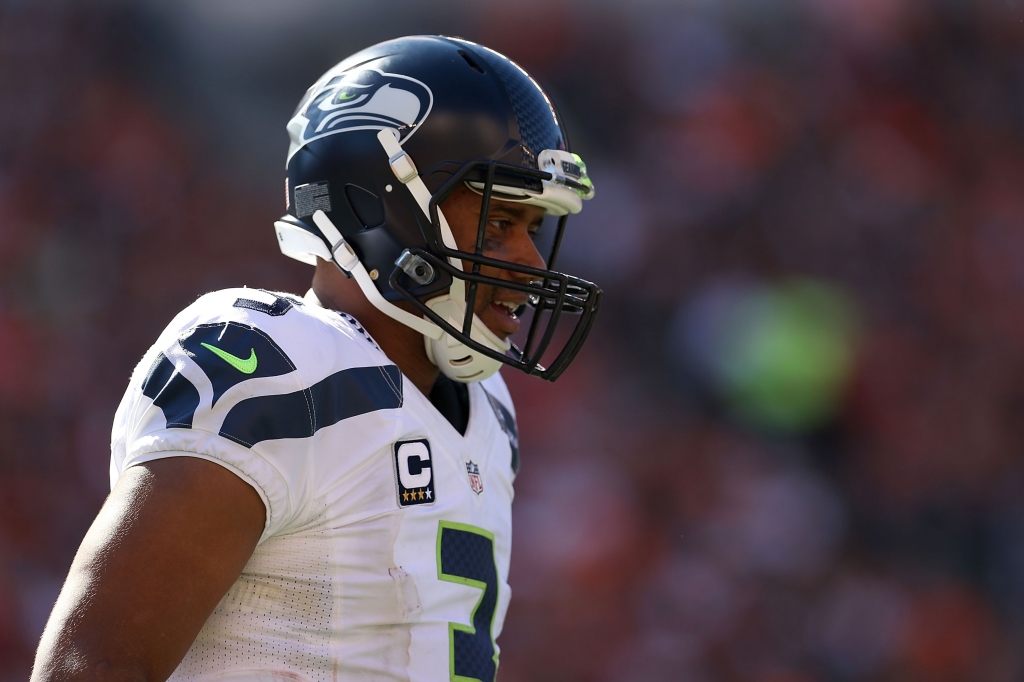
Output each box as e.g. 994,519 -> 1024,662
437,521 -> 499,682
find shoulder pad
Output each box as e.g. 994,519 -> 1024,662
179,321 -> 296,407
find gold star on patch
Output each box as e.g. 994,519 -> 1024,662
402,491 -> 409,502
418,489 -> 425,500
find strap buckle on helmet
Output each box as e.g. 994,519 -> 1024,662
389,150 -> 419,185
311,210 -> 359,272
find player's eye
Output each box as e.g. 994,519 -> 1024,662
488,219 -> 510,230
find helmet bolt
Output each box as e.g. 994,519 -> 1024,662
395,249 -> 435,285
369,269 -> 379,280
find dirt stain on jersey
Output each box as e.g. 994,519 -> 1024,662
388,566 -> 423,619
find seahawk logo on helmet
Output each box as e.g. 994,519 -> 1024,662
285,68 -> 433,166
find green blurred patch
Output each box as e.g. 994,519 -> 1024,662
717,280 -> 858,432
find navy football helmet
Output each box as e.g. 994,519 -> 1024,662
275,35 -> 601,382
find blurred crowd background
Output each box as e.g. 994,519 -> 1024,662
3,0 -> 1024,680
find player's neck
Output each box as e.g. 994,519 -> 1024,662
311,263 -> 439,396
364,315 -> 439,397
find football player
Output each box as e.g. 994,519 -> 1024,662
32,36 -> 600,682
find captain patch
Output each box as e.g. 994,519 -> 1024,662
394,439 -> 435,507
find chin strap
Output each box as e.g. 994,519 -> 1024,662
376,129 -> 511,382
311,209 -> 443,340
311,130 -> 510,383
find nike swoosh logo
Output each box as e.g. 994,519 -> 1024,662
200,342 -> 258,374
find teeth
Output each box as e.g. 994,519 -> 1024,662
495,301 -> 518,313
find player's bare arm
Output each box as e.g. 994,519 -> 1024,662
32,459 -> 264,682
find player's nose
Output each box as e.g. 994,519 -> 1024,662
509,229 -> 546,275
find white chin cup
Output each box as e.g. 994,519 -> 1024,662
424,295 -> 511,383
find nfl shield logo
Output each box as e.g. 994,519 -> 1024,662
465,460 -> 484,495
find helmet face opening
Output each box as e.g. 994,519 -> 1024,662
388,158 -> 602,382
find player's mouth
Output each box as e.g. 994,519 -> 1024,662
481,296 -> 525,338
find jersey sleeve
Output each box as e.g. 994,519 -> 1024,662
109,288 -> 402,543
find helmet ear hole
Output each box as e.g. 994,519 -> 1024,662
345,184 -> 385,229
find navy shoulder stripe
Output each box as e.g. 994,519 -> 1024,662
309,364 -> 403,431
141,353 -> 200,429
233,292 -> 296,317
179,322 -> 295,407
220,390 -> 311,446
219,365 -> 403,448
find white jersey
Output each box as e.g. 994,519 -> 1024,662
109,288 -> 521,682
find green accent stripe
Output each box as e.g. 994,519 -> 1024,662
437,521 -> 500,681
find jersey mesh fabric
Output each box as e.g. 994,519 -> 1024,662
172,501 -> 337,679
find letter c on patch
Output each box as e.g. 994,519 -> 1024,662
397,441 -> 431,489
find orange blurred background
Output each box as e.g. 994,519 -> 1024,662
3,1 -> 1024,680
